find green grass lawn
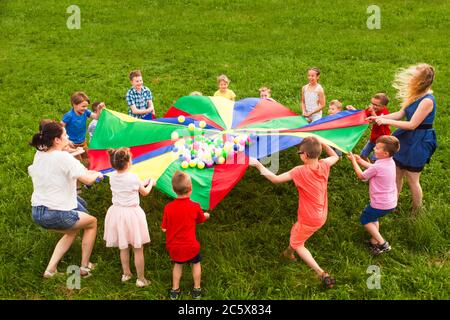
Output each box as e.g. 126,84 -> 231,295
0,0 -> 448,299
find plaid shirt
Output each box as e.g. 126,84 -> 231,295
126,86 -> 153,119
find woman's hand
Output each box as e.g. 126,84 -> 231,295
374,116 -> 389,125
248,157 -> 260,167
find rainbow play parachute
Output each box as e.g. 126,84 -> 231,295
89,96 -> 368,210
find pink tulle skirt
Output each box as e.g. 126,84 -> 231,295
103,205 -> 150,249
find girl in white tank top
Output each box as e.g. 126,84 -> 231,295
301,68 -> 326,123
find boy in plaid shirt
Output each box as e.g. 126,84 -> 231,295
126,70 -> 155,119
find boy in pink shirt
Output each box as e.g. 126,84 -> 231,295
348,135 -> 400,255
250,136 -> 339,288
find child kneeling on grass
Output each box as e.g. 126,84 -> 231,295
249,136 -> 339,289
347,135 -> 400,255
162,170 -> 210,299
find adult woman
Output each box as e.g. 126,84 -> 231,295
29,121 -> 103,278
371,63 -> 437,213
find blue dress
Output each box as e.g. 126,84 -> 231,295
392,93 -> 437,172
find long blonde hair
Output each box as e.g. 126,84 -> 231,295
393,63 -> 435,108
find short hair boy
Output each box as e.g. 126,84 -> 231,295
161,171 -> 210,299
348,135 -> 400,255
126,70 -> 155,119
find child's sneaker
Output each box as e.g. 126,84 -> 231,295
372,241 -> 391,255
192,288 -> 202,299
364,240 -> 378,250
169,288 -> 181,300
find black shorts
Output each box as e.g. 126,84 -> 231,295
173,253 -> 202,265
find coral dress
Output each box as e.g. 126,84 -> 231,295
103,172 -> 150,249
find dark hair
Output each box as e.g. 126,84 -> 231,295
376,135 -> 400,157
298,136 -> 322,159
71,91 -> 90,106
39,119 -> 53,131
372,93 -> 389,106
108,148 -> 131,171
129,70 -> 142,81
30,120 -> 64,151
92,101 -> 102,112
172,170 -> 192,196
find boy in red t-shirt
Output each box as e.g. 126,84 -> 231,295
162,171 -> 210,299
250,136 -> 339,289
346,93 -> 391,162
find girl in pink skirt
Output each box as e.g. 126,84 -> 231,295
103,148 -> 155,287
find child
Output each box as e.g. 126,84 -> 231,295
126,70 -> 156,120
328,99 -> 343,115
213,74 -> 236,101
61,92 -> 98,165
301,67 -> 326,123
347,135 -> 400,255
250,136 -> 339,288
259,86 -> 275,101
103,148 -> 155,287
88,101 -> 105,139
346,93 -> 391,162
162,171 -> 210,299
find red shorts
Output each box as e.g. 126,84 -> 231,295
289,221 -> 323,249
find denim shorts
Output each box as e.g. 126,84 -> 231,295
360,204 -> 394,225
360,141 -> 377,161
173,253 -> 202,265
32,206 -> 80,230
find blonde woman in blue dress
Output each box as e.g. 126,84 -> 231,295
301,67 -> 326,123
370,63 -> 437,214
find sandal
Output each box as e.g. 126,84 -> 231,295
80,262 -> 96,278
320,272 -> 336,289
136,278 -> 151,288
121,274 -> 132,282
282,249 -> 297,262
43,269 -> 63,279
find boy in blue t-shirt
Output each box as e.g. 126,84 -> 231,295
61,91 -> 98,166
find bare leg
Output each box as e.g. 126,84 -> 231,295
133,247 -> 146,281
172,263 -> 183,290
364,222 -> 385,245
282,245 -> 297,261
45,230 -> 79,272
396,166 -> 405,197
72,212 -> 97,267
120,247 -> 132,277
192,262 -> 201,288
405,171 -> 423,213
294,245 -> 324,277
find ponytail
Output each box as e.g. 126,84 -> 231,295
29,121 -> 64,151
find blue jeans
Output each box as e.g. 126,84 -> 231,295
332,147 -> 343,157
360,141 -> 377,161
32,206 -> 80,230
77,196 -> 88,213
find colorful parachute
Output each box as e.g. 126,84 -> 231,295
89,96 -> 368,210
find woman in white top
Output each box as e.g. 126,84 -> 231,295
28,121 -> 103,278
301,67 -> 326,123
